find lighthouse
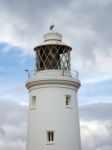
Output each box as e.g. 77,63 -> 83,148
26,26 -> 81,150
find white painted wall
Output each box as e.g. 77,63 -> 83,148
26,70 -> 81,150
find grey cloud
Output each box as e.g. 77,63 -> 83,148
79,79 -> 112,104
0,0 -> 70,36
80,103 -> 112,150
0,101 -> 27,150
63,0 -> 112,72
81,120 -> 112,150
80,103 -> 112,121
0,101 -> 27,125
0,127 -> 5,138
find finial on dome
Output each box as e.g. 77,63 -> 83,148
50,25 -> 54,31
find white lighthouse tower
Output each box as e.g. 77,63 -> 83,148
26,26 -> 81,150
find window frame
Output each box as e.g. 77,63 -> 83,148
46,131 -> 55,145
65,95 -> 72,108
30,96 -> 37,110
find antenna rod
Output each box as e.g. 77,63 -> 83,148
25,69 -> 30,78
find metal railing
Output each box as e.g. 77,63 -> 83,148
71,69 -> 79,79
25,69 -> 79,80
25,70 -> 36,79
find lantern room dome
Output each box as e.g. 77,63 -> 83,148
35,30 -> 71,49
44,31 -> 62,43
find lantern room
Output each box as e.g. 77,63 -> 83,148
34,28 -> 72,71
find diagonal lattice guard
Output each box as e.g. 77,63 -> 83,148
35,45 -> 71,71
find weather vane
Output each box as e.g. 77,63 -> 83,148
50,25 -> 54,31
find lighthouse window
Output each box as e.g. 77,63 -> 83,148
31,96 -> 36,109
47,131 -> 54,143
65,95 -> 72,108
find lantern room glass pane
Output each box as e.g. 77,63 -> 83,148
36,45 -> 71,71
60,51 -> 70,70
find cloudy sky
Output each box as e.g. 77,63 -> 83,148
0,0 -> 112,150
